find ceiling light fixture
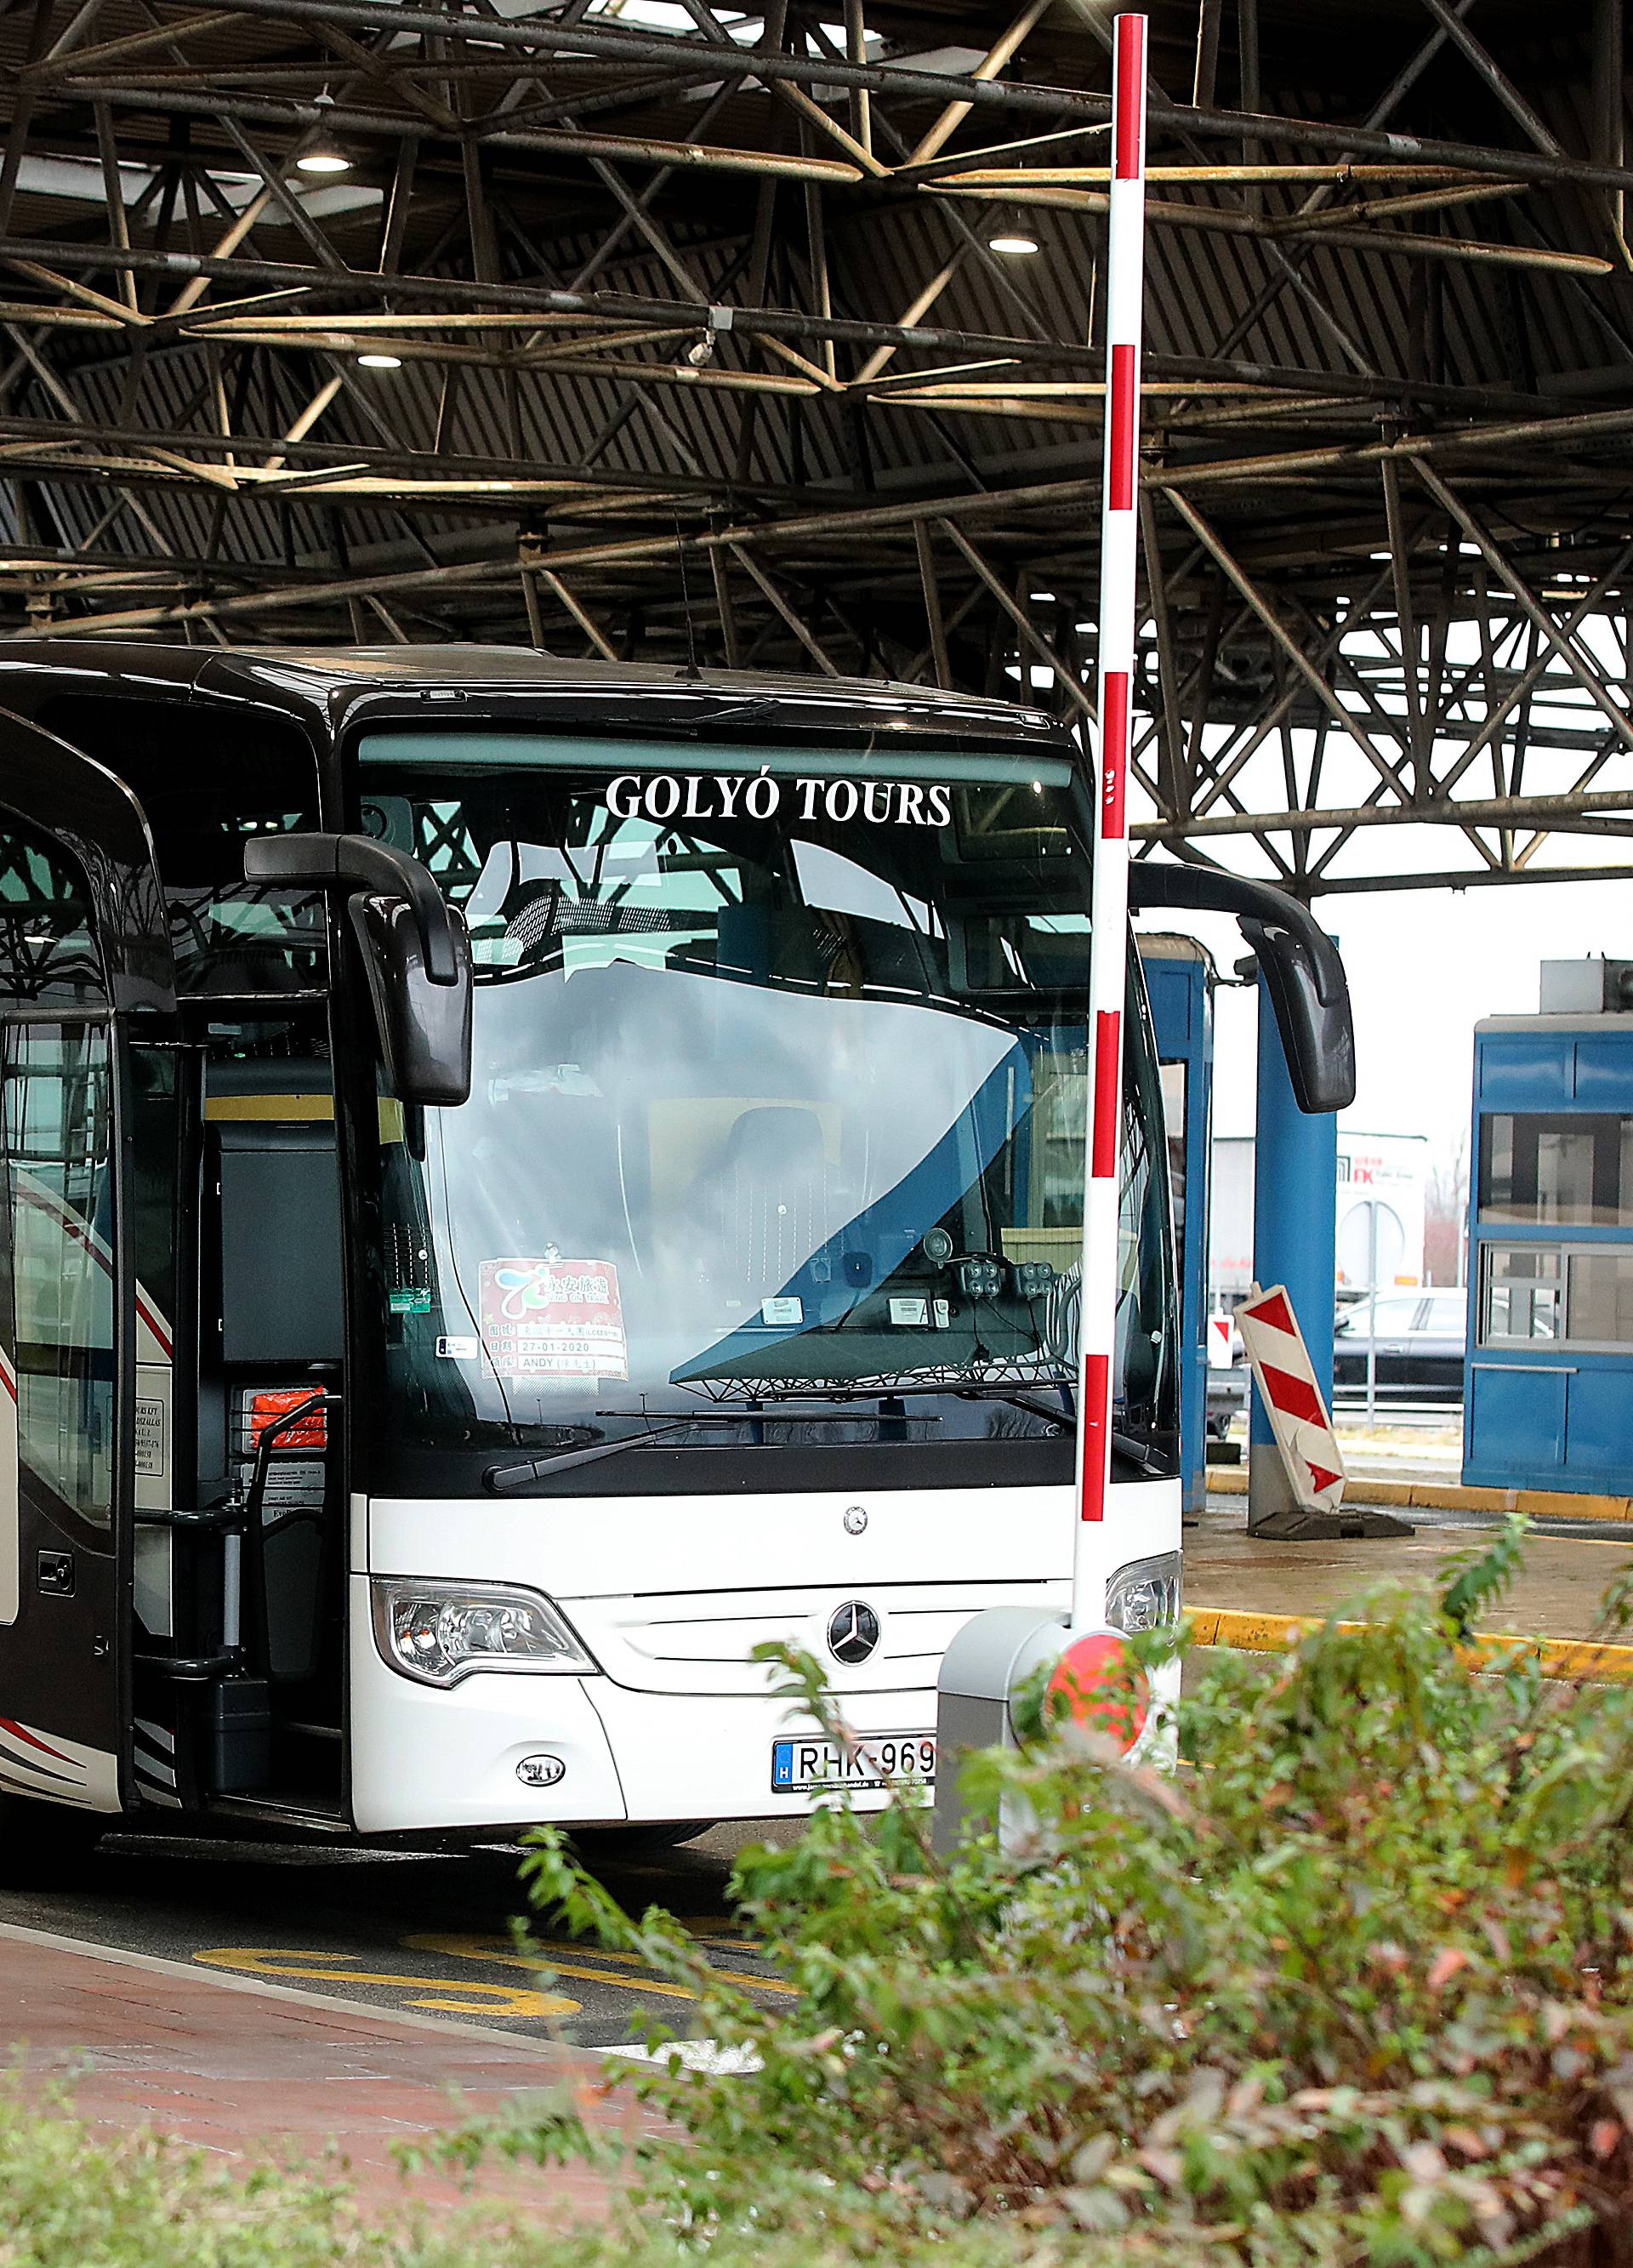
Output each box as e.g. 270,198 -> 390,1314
357,352 -> 402,369
988,222 -> 1040,256
295,92 -> 353,176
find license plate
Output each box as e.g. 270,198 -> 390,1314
771,1731 -> 936,1794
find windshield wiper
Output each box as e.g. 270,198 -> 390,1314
678,1381 -> 1164,1458
916,1389 -> 1166,1469
960,1384 -> 1071,1427
485,1416 -> 716,1491
483,1388 -> 1162,1493
687,1379 -> 1074,1427
1114,1430 -> 1168,1473
482,1401 -> 943,1491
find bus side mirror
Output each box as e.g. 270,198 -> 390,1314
1128,863 -> 1356,1114
244,833 -> 474,1108
1238,909 -> 1353,1114
347,894 -> 473,1108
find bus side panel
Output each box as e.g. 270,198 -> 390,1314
0,1031 -> 125,1815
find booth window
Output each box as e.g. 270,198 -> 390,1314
1480,1244 -> 1633,1349
1479,1112 -> 1633,1228
1482,1247 -> 1562,1343
1567,1251 -> 1633,1346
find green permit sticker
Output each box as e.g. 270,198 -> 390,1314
389,1287 -> 433,1315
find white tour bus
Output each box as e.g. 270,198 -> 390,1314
0,646 -> 1351,1858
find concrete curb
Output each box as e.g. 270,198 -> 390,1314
1207,1465 -> 1633,1523
1188,1606 -> 1633,1683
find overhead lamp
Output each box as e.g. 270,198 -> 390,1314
988,219 -> 1039,256
295,92 -> 352,176
357,352 -> 402,369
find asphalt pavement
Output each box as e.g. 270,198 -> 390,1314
0,1822 -> 799,2050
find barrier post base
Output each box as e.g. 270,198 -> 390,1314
1246,1427 -> 1301,1531
1248,1503 -> 1414,1541
931,1604 -> 1069,1857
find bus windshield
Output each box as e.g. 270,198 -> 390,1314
354,733 -> 1175,1478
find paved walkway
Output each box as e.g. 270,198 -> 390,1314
0,1921 -> 643,2214
1190,1502 -> 1633,1642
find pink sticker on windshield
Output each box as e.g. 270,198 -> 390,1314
479,1258 -> 629,1382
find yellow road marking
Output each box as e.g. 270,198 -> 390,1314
1190,1607 -> 1633,1683
401,1932 -> 698,2003
1208,1467 -> 1633,1522
406,1931 -> 800,2000
193,1946 -> 579,2019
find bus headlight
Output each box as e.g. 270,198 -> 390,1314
371,1578 -> 600,1687
1105,1551 -> 1183,1634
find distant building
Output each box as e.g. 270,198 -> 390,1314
1209,1130 -> 1430,1309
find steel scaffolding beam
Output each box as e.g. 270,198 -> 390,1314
0,0 -> 1628,893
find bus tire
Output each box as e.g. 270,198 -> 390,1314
0,1798 -> 107,1887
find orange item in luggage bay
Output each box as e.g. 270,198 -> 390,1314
248,1388 -> 327,1450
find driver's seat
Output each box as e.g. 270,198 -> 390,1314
694,1106 -> 834,1296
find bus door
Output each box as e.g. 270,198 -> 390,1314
1138,937 -> 1215,1518
0,713 -> 176,1815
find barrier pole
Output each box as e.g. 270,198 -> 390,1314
1072,12 -> 1147,1625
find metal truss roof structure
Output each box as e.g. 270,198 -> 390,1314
0,0 -> 1630,895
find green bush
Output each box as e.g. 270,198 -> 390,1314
458,1522 -> 1633,2265
0,2080 -> 1017,2268
0,2084 -> 385,2267
13,1523 -> 1633,2268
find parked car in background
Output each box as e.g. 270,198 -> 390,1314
1331,1289 -> 1466,1404
1206,1288 -> 1468,1439
1206,1365 -> 1248,1440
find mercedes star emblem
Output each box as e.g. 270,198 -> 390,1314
827,1599 -> 881,1666
843,1504 -> 868,1536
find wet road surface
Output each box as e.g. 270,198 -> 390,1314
0,1822 -> 799,2050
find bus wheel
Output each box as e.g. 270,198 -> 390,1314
0,1798 -> 106,1887
573,1822 -> 709,1862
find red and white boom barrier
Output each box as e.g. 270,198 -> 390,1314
934,19 -> 1150,1843
1072,12 -> 1147,1621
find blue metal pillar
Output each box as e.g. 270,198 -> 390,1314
1249,972 -> 1337,1528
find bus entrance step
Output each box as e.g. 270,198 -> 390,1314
205,1792 -> 350,1835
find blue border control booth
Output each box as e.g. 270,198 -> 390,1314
1138,936 -> 1215,1516
1465,960 -> 1633,1498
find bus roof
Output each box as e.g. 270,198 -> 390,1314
0,641 -> 1074,759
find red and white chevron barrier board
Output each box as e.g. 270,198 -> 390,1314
1071,14 -> 1147,1618
1233,1284 -> 1346,1515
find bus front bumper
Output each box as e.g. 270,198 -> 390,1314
346,1577 -> 1179,1836
350,1575 -> 954,1836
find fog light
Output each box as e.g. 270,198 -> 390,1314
371,1577 -> 599,1687
1105,1550 -> 1183,1634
